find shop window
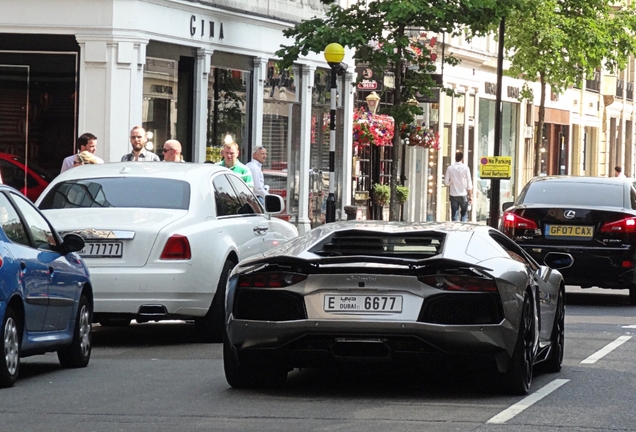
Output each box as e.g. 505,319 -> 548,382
143,57 -> 178,156
206,67 -> 251,162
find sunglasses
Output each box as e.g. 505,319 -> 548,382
162,148 -> 174,153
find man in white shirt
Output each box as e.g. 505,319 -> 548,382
60,133 -> 104,173
246,145 -> 270,205
615,166 -> 626,178
444,151 -> 473,222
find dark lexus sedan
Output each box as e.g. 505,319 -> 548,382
500,176 -> 636,303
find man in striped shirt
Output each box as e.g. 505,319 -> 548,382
217,141 -> 253,188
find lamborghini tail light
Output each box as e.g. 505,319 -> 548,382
502,212 -> 539,232
600,217 -> 636,234
160,234 -> 191,260
238,272 -> 307,288
418,275 -> 498,292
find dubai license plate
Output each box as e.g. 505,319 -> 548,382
545,224 -> 594,239
323,294 -> 403,313
80,241 -> 123,258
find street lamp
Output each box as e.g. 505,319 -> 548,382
365,91 -> 380,114
324,42 -> 347,223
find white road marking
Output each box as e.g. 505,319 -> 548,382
487,379 -> 569,424
621,325 -> 636,328
580,335 -> 632,364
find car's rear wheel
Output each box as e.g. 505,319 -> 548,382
0,307 -> 20,388
58,294 -> 92,368
543,288 -> 565,373
223,331 -> 287,389
502,294 -> 535,395
196,259 -> 236,343
629,286 -> 636,305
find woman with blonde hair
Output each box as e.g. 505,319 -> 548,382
73,151 -> 101,167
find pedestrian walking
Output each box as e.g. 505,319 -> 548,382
444,151 -> 473,222
60,132 -> 104,173
121,126 -> 160,162
246,145 -> 269,204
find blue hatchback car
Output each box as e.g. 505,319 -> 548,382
0,185 -> 92,388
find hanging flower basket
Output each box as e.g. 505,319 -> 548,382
400,123 -> 440,150
352,107 -> 394,151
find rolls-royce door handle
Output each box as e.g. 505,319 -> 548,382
253,226 -> 269,235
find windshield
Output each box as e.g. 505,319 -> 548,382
521,181 -> 624,207
38,177 -> 190,210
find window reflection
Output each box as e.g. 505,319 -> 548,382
207,68 -> 251,162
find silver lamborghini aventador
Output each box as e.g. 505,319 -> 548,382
223,221 -> 573,394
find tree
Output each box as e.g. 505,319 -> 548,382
504,0 -> 636,176
276,0 -> 518,221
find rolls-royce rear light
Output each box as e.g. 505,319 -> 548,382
600,217 -> 636,234
502,212 -> 539,231
238,272 -> 307,288
418,275 -> 498,292
160,234 -> 191,260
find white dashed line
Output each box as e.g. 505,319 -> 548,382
580,335 -> 632,364
487,379 -> 570,424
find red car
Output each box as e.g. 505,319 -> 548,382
0,153 -> 54,201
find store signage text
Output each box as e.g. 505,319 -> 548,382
190,15 -> 224,40
151,85 -> 173,95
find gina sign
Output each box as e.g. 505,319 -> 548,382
190,15 -> 225,40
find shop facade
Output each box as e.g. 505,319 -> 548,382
1,0 -> 356,233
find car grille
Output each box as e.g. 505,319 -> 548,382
419,293 -> 503,325
233,290 -> 307,321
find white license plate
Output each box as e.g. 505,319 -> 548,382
80,241 -> 123,258
323,295 -> 403,313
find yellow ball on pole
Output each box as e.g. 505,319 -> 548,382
324,43 -> 345,64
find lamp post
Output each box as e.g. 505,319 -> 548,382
324,42 -> 346,223
365,91 -> 380,114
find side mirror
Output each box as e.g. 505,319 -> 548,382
544,252 -> 574,270
502,202 -> 514,212
264,194 -> 284,214
61,233 -> 85,254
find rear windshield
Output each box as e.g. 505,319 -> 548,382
309,230 -> 444,258
38,177 -> 190,210
521,181 -> 624,207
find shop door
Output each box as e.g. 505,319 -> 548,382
0,66 -> 29,193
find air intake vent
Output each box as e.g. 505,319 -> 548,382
310,230 -> 444,257
419,293 -> 503,325
234,290 -> 306,321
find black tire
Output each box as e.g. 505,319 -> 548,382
0,307 -> 20,388
543,289 -> 565,373
98,317 -> 131,327
502,294 -> 535,395
58,294 -> 92,368
195,259 -> 236,343
629,287 -> 636,305
223,331 -> 287,389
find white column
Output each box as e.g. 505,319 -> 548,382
252,57 -> 268,155
340,70 -> 356,217
298,65 -> 316,234
76,35 -> 148,162
194,48 -> 213,163
435,93 -> 446,222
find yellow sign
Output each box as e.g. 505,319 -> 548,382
479,156 -> 512,179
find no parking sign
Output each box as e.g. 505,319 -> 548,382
479,156 -> 512,179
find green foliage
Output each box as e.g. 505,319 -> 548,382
373,183 -> 391,207
396,186 -> 409,205
504,0 -> 636,175
505,0 -> 636,94
275,0 -> 518,219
